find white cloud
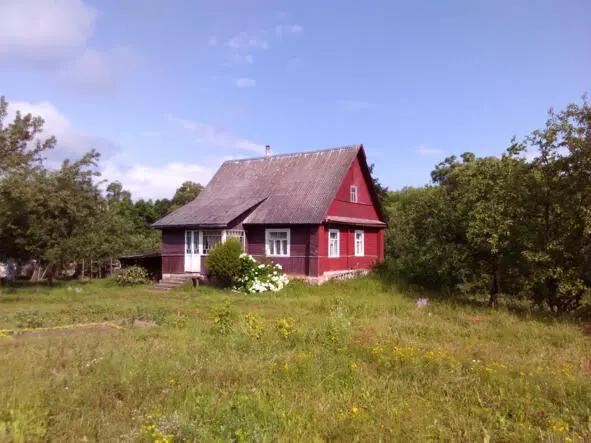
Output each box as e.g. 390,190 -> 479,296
416,145 -> 444,156
5,99 -> 217,201
168,115 -> 264,154
232,77 -> 256,88
56,46 -> 140,94
338,100 -> 373,113
0,0 -> 96,64
6,100 -> 120,164
227,32 -> 268,50
101,161 -> 215,200
0,0 -> 138,94
275,24 -> 303,37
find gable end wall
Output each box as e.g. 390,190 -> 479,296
325,154 -> 380,220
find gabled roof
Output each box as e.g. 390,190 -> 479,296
153,144 -> 379,228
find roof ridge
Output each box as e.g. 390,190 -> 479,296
225,144 -> 361,163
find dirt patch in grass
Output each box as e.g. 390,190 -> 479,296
132,319 -> 158,329
470,315 -> 490,324
17,324 -> 120,337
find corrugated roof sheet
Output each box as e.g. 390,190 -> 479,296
153,145 -> 362,228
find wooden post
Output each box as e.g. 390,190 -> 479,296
81,259 -> 85,278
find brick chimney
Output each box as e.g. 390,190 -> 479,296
265,145 -> 271,158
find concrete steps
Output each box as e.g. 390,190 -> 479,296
149,274 -> 200,292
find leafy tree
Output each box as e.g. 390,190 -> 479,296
369,163 -> 390,216
172,181 -> 202,207
0,96 -> 56,174
0,97 -> 162,279
384,97 -> 591,314
154,198 -> 174,220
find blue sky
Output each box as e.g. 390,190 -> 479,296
1,0 -> 589,199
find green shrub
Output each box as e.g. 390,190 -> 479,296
205,238 -> 244,287
112,266 -> 150,286
235,253 -> 289,293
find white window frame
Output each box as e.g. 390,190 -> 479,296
350,185 -> 358,203
328,229 -> 340,257
265,228 -> 291,257
201,230 -> 223,255
226,230 -> 246,250
354,230 -> 365,256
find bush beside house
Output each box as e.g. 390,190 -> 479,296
206,239 -> 289,293
112,266 -> 150,286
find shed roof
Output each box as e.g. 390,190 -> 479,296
153,145 -> 376,228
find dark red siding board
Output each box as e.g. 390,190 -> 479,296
245,225 -> 313,276
326,155 -> 380,221
162,256 -> 184,274
308,226 -> 320,277
318,224 -> 379,274
323,151 -> 385,271
162,229 -> 185,274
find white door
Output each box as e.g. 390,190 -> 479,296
184,230 -> 201,272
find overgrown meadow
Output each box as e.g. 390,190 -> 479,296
1,277 -> 590,442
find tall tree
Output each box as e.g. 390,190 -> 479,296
172,181 -> 202,207
0,96 -> 55,174
384,97 -> 591,314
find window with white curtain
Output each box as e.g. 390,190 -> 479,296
328,229 -> 340,257
202,231 -> 222,255
355,230 -> 364,256
265,229 -> 290,256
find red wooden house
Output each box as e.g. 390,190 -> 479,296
153,145 -> 386,283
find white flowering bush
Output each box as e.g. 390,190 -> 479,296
234,253 -> 289,293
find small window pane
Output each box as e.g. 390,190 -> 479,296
185,231 -> 192,254
202,231 -> 222,255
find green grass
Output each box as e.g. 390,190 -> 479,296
1,277 -> 590,442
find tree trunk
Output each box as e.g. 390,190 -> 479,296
489,269 -> 501,308
30,261 -> 41,282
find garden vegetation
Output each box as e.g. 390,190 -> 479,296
1,278 -> 590,441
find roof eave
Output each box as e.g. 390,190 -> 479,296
152,222 -> 229,230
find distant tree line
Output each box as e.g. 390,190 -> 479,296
0,96 -> 202,280
379,98 -> 591,314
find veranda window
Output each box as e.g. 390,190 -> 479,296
227,230 -> 246,249
266,229 -> 290,256
202,231 -> 222,255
